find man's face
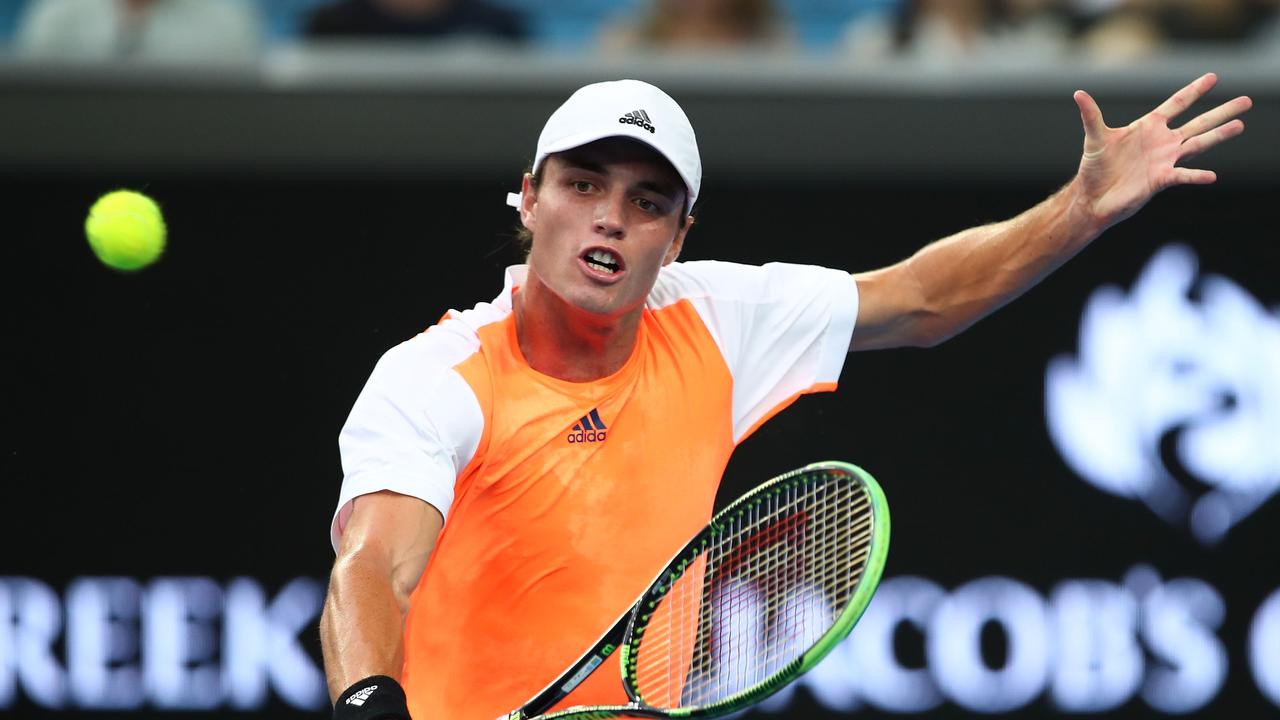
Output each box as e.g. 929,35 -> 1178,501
519,138 -> 690,319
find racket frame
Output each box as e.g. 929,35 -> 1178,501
501,461 -> 890,720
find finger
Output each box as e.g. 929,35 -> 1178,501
1153,73 -> 1218,121
1074,90 -> 1107,141
1172,167 -> 1217,185
1180,119 -> 1245,160
1177,95 -> 1253,139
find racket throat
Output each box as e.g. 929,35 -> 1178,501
503,608 -> 632,718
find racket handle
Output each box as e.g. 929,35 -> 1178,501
499,609 -> 632,719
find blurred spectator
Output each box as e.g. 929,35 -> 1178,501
14,0 -> 262,62
598,0 -> 790,53
844,0 -> 1071,65
843,0 -> 1280,66
897,0 -> 994,58
1072,1 -> 1165,64
1069,0 -> 1277,64
1154,0 -> 1262,41
304,0 -> 526,43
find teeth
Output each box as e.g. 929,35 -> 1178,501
585,249 -> 620,273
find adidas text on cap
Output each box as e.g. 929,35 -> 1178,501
506,79 -> 701,216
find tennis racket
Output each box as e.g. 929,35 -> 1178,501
497,460 -> 890,720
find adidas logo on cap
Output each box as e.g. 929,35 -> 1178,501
618,109 -> 655,134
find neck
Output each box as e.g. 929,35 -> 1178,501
513,278 -> 642,383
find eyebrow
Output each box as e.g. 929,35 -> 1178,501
559,156 -> 682,203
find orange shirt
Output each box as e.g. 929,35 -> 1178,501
333,261 -> 857,719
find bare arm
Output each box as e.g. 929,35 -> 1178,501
851,73 -> 1252,351
320,490 -> 444,701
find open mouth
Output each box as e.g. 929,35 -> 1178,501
582,248 -> 623,275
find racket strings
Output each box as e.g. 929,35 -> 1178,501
643,480 -> 871,705
631,472 -> 874,709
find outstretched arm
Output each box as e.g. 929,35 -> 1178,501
851,73 -> 1252,352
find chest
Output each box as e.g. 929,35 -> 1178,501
458,305 -> 737,529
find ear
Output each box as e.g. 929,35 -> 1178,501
663,214 -> 694,265
519,172 -> 537,231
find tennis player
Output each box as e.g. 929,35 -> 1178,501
321,76 -> 1250,720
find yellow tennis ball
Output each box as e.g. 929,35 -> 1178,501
85,190 -> 167,271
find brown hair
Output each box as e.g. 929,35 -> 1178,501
513,164 -> 542,254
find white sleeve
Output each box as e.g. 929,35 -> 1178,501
656,261 -> 858,443
330,335 -> 484,552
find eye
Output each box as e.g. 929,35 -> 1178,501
572,180 -> 594,193
635,197 -> 660,213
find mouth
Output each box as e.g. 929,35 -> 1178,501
580,247 -> 625,280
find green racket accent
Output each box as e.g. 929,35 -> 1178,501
532,707 -> 633,719
795,464 -> 890,673
621,461 -> 890,717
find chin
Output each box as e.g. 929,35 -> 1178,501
569,296 -> 621,317
567,287 -> 636,318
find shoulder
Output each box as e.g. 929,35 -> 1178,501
373,266 -> 518,384
356,327 -> 489,441
378,298 -> 509,379
649,260 -> 759,307
650,260 -> 852,307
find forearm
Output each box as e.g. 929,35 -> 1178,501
852,73 -> 1246,352
905,176 -> 1104,345
320,552 -> 410,701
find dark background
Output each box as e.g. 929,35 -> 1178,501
2,59 -> 1277,719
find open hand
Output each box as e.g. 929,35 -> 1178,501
1073,73 -> 1251,229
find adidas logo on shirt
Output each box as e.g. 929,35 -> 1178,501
618,109 -> 655,134
345,684 -> 378,707
568,409 -> 608,443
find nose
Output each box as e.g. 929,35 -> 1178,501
593,191 -> 626,240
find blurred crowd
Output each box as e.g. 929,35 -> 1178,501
0,0 -> 1276,64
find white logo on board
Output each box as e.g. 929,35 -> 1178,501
1045,244 -> 1280,544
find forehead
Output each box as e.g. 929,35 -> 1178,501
545,137 -> 683,190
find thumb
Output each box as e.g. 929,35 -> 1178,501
1074,90 -> 1108,149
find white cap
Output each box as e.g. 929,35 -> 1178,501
506,79 -> 701,215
